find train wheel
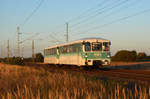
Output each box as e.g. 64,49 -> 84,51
79,66 -> 84,70
79,66 -> 89,70
93,61 -> 102,69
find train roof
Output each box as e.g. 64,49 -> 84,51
78,37 -> 108,41
45,37 -> 110,49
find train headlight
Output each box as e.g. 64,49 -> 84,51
107,55 -> 110,58
85,53 -> 88,58
85,55 -> 88,58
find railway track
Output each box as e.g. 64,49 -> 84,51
25,62 -> 150,83
99,70 -> 150,82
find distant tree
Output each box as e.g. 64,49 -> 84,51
112,50 -> 137,62
130,50 -> 137,61
35,53 -> 44,62
137,52 -> 147,60
0,58 -> 2,62
14,57 -> 24,65
3,57 -> 24,65
23,57 -> 32,62
146,56 -> 150,61
147,56 -> 150,58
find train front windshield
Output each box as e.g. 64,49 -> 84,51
84,42 -> 110,51
103,42 -> 110,51
85,42 -> 91,51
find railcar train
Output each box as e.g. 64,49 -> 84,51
44,37 -> 111,67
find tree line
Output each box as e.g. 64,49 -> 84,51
0,53 -> 44,65
0,50 -> 149,65
112,50 -> 150,62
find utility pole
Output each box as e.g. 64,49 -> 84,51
66,23 -> 69,42
32,40 -> 35,62
7,40 -> 9,61
1,45 -> 3,58
0,44 -> 1,58
22,44 -> 24,58
17,26 -> 20,57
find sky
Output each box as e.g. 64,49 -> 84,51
0,0 -> 150,57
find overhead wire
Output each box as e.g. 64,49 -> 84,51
42,0 -> 110,43
47,0 -> 121,43
89,0 -> 140,25
70,0 -> 139,35
44,30 -> 66,42
70,0 -> 129,31
17,0 -> 45,55
40,32 -> 65,45
41,0 -> 129,43
47,0 -> 134,43
47,34 -> 64,43
19,0 -> 148,47
69,0 -> 123,28
67,0 -> 110,23
20,33 -> 40,44
20,0 -> 45,28
72,8 -> 150,37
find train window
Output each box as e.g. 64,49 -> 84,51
109,42 -> 111,45
67,46 -> 70,53
72,44 -> 75,52
59,47 -> 62,54
45,49 -> 50,55
52,48 -> 57,55
64,46 -> 67,53
72,44 -> 81,52
85,42 -> 91,51
103,42 -> 110,51
48,49 -> 51,55
44,50 -> 46,55
59,46 -> 67,53
59,43 -> 81,53
49,49 -> 51,55
45,48 -> 57,55
92,42 -> 102,51
44,49 -> 47,55
68,45 -> 73,53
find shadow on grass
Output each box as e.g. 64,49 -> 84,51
102,62 -> 150,70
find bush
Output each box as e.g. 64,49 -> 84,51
137,52 -> 147,60
0,58 -> 3,62
24,57 -> 33,62
4,57 -> 24,65
35,53 -> 44,62
112,50 -> 137,62
13,57 -> 24,65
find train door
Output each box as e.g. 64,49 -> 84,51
77,47 -> 80,66
56,47 -> 60,64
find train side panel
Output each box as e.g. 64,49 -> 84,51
44,55 -> 58,64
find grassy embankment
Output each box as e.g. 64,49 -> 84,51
0,63 -> 150,99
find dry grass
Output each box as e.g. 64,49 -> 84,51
0,63 -> 150,99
